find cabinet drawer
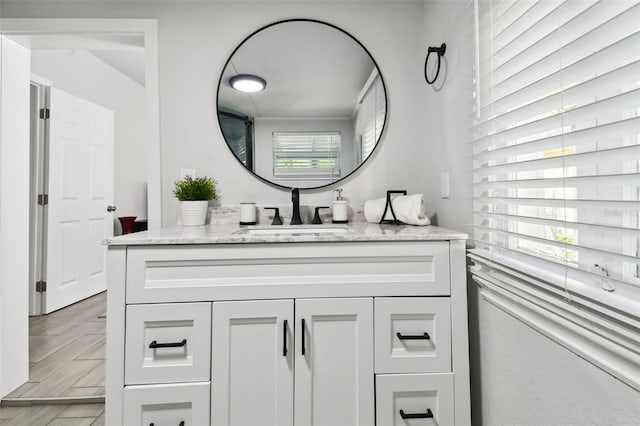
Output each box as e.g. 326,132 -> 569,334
123,382 -> 210,426
126,242 -> 450,303
375,297 -> 451,373
125,302 -> 211,385
376,373 -> 454,426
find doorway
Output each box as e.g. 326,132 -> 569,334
29,79 -> 49,316
0,18 -> 161,400
30,80 -> 115,316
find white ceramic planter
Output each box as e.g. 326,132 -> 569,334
181,200 -> 209,226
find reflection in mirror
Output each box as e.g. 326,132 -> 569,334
217,19 -> 387,189
219,110 -> 253,169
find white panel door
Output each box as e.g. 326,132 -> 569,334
0,35 -> 31,398
45,88 -> 114,313
211,299 -> 294,426
294,298 -> 374,426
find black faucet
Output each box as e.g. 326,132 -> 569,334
291,188 -> 303,225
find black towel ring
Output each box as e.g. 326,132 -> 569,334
424,43 -> 446,85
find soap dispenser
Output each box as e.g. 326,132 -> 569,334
332,188 -> 349,224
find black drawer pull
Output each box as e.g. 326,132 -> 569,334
283,319 -> 288,357
149,339 -> 187,349
396,332 -> 430,340
301,318 -> 306,355
150,422 -> 184,426
400,408 -> 433,419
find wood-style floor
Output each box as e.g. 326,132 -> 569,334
0,292 -> 106,425
0,403 -> 105,426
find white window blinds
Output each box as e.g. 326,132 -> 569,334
471,0 -> 640,309
272,131 -> 341,180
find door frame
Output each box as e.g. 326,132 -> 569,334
0,18 -> 162,229
28,76 -> 51,316
0,18 -> 161,398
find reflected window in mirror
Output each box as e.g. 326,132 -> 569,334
217,19 -> 387,190
273,131 -> 341,183
219,109 -> 254,170
355,70 -> 385,161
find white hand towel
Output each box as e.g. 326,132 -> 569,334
364,193 -> 431,226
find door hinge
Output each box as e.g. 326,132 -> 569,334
37,194 -> 49,205
39,108 -> 50,120
36,281 -> 47,292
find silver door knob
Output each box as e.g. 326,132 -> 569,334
107,205 -> 117,212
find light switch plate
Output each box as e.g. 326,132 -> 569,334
440,172 -> 450,198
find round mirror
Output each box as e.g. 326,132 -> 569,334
217,19 -> 387,190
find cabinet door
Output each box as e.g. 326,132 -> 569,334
294,298 -> 374,426
211,300 -> 293,426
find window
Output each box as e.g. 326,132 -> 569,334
470,0 -> 640,310
272,131 -> 341,181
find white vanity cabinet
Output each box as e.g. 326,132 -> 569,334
106,237 -> 470,426
211,298 -> 373,426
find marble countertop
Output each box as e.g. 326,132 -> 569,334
105,222 -> 468,246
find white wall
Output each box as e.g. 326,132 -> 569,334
421,1 -> 640,425
2,1 -> 431,226
254,117 -> 355,187
157,1 -> 430,224
30,49 -> 147,221
0,36 -> 30,397
421,0 -> 472,233
470,285 -> 640,425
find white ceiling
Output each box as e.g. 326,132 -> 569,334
6,22 -> 380,113
218,21 -> 376,119
90,49 -> 145,85
5,33 -> 146,85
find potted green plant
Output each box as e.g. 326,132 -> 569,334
173,175 -> 218,226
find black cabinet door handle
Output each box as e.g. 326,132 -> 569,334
301,318 -> 306,355
396,332 -> 430,340
149,339 -> 187,349
283,319 -> 288,357
399,408 -> 433,419
179,422 -> 185,426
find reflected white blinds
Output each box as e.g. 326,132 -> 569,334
356,73 -> 386,160
272,131 -> 341,180
471,0 -> 640,306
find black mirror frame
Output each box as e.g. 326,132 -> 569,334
216,18 -> 388,191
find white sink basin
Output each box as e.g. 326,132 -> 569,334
236,225 -> 350,235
